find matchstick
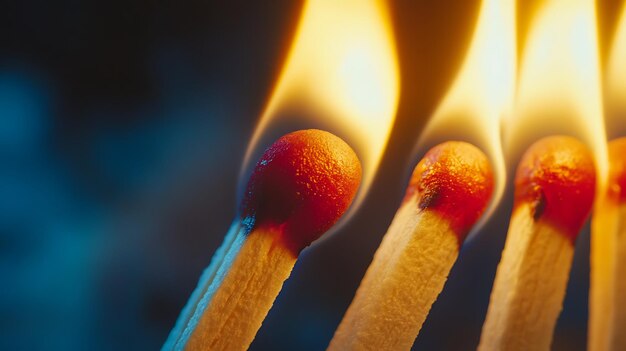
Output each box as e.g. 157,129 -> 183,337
328,141 -> 494,351
478,136 -> 596,351
589,137 -> 626,351
163,129 -> 362,351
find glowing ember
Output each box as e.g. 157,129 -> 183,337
514,136 -> 596,241
242,129 -> 362,254
407,141 -> 493,240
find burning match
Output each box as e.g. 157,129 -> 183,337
478,136 -> 596,351
589,137 -> 626,351
328,141 -> 493,350
163,129 -> 361,351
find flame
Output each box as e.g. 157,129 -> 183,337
504,0 -> 607,190
605,1 -> 626,138
242,0 -> 400,209
417,0 -> 516,229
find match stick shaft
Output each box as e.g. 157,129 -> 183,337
328,207 -> 458,351
613,205 -> 626,347
589,138 -> 626,351
164,129 -> 362,351
329,141 -> 492,350
590,201 -> 626,350
165,226 -> 296,351
478,203 -> 574,351
163,221 -> 242,350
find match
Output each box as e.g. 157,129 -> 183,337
478,136 -> 596,351
589,137 -> 626,351
162,129 -> 362,351
328,141 -> 494,350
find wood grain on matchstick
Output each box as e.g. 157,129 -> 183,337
163,129 -> 361,351
479,136 -> 596,351
328,141 -> 493,351
590,137 -> 626,351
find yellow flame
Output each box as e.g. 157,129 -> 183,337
504,0 -> 607,190
417,0 -> 516,228
605,1 -> 626,138
242,0 -> 400,207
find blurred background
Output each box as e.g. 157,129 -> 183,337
0,0 -> 623,350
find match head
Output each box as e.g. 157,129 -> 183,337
514,136 -> 596,241
241,129 -> 362,255
406,141 -> 494,242
608,137 -> 626,203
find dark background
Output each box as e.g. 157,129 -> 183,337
1,0 -> 623,350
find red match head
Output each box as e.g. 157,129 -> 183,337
241,129 -> 362,255
608,137 -> 626,203
405,141 -> 494,243
514,136 -> 596,242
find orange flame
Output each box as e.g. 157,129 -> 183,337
504,0 -> 607,191
417,0 -> 516,231
242,0 -> 400,211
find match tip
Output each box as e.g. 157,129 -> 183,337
406,141 -> 494,242
514,136 -> 596,241
241,129 -> 362,255
608,137 -> 626,203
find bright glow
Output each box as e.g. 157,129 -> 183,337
242,0 -> 400,209
504,0 -> 607,191
418,0 -> 516,230
605,2 -> 626,138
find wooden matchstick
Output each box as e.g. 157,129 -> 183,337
162,129 -> 362,351
589,137 -> 626,351
328,141 -> 494,351
478,136 -> 596,351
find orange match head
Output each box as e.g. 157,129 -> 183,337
241,129 -> 362,255
405,141 -> 494,243
514,136 -> 596,242
608,137 -> 626,203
